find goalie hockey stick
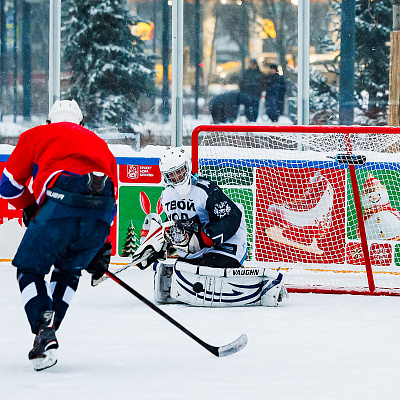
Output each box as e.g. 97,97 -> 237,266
104,270 -> 248,357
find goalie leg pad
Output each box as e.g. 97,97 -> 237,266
260,272 -> 286,307
153,263 -> 181,305
169,262 -> 286,307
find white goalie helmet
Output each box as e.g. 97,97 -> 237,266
159,147 -> 192,196
47,99 -> 84,125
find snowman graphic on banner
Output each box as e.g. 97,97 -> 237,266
358,173 -> 400,240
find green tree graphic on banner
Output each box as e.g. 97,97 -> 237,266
118,186 -> 164,255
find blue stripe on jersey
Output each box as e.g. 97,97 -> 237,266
0,170 -> 24,198
32,163 -> 39,179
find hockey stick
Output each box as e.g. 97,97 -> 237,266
93,220 -> 171,286
104,270 -> 248,357
92,246 -> 161,286
92,263 -> 132,286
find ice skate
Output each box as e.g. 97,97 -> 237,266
28,311 -> 59,371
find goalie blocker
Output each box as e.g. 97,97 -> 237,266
154,261 -> 288,307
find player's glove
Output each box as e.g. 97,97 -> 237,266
175,215 -> 202,236
165,216 -> 213,250
175,215 -> 214,247
23,203 -> 39,227
86,242 -> 112,282
165,215 -> 201,247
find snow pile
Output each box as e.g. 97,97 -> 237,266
107,144 -> 142,157
0,122 -> 26,138
0,219 -> 25,259
0,144 -> 16,154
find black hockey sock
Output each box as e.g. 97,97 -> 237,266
17,269 -> 53,334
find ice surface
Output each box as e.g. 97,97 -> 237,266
1,262 -> 400,399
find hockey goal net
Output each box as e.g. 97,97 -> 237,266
192,125 -> 400,296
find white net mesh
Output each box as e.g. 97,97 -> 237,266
196,128 -> 400,294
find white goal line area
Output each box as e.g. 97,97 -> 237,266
192,125 -> 400,296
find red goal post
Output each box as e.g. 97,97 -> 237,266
191,125 -> 400,296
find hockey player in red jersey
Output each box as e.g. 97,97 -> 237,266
0,100 -> 117,371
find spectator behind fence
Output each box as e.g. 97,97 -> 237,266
264,64 -> 287,122
239,58 -> 267,122
209,91 -> 241,124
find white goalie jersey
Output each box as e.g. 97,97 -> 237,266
161,176 -> 248,264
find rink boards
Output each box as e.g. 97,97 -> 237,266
1,152 -> 400,280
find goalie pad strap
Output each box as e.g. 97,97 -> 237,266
176,263 -> 271,278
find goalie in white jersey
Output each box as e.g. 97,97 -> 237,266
140,147 -> 287,307
160,147 -> 248,268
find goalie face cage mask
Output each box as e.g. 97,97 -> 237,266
162,162 -> 191,195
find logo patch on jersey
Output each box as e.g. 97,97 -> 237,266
214,201 -> 231,218
164,199 -> 195,212
46,189 -> 65,200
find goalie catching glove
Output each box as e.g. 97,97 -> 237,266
164,215 -> 213,252
130,216 -> 214,271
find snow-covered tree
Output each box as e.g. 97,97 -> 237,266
62,0 -> 156,132
309,68 -> 339,124
312,0 -> 391,124
354,0 -> 391,109
121,220 -> 139,257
